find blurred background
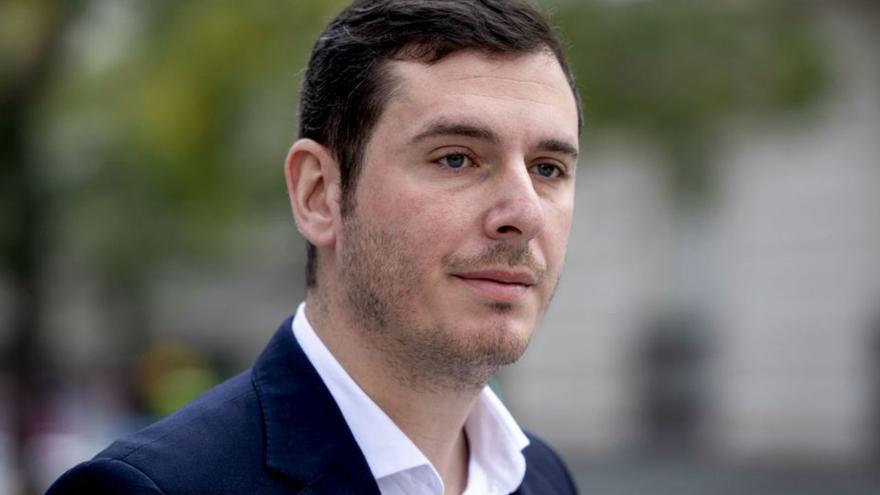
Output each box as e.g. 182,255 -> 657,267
1,0 -> 878,493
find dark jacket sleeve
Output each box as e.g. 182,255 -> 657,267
45,457 -> 166,495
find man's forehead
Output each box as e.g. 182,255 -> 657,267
390,50 -> 569,97
381,50 -> 579,143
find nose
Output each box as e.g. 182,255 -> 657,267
483,164 -> 544,241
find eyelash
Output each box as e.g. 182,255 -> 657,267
434,151 -> 568,180
531,162 -> 566,179
436,151 -> 477,171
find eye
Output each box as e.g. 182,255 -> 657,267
437,152 -> 473,170
532,162 -> 564,179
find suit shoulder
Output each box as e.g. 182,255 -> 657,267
102,370 -> 256,457
519,432 -> 579,494
84,371 -> 265,491
46,457 -> 165,495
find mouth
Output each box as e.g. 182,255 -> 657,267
452,269 -> 537,303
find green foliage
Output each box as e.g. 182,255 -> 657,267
41,0 -> 348,279
548,0 -> 828,195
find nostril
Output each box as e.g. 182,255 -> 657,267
497,225 -> 519,234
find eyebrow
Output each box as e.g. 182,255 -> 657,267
536,138 -> 579,160
410,118 -> 578,160
410,120 -> 498,144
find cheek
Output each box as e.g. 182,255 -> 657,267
543,204 -> 574,263
367,194 -> 447,258
381,185 -> 465,233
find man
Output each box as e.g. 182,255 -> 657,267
47,0 -> 581,493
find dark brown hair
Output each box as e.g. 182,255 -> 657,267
299,0 -> 581,287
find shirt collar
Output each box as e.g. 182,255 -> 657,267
292,303 -> 430,479
465,387 -> 530,494
291,302 -> 529,493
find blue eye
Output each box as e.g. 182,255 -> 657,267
533,163 -> 562,178
439,153 -> 470,169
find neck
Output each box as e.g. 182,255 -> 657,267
306,291 -> 479,492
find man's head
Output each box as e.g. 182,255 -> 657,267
296,0 -> 582,287
286,0 -> 580,390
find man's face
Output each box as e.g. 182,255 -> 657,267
336,50 -> 579,390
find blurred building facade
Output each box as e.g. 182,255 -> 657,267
503,1 -> 880,473
712,3 -> 880,465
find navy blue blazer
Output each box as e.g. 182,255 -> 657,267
47,316 -> 579,494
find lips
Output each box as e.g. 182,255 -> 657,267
452,269 -> 538,302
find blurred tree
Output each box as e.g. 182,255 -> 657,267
1,2 -> 79,492
41,0 -> 348,353
2,1 -> 345,492
547,0 -> 828,199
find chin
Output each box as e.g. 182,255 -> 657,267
456,317 -> 533,365
479,300 -> 542,332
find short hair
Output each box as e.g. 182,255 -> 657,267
298,0 -> 581,288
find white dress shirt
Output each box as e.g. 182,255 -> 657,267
291,303 -> 530,495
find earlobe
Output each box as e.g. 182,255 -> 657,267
284,139 -> 340,248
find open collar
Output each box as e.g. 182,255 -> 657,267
291,303 -> 433,481
250,316 -> 380,494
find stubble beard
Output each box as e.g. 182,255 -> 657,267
339,216 -> 549,394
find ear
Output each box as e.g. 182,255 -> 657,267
284,138 -> 341,249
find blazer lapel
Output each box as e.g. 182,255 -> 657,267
251,317 -> 380,494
